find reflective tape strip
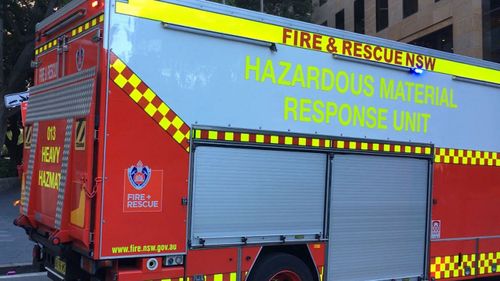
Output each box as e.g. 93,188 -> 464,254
195,129 -> 331,149
109,53 -> 190,152
194,129 -> 500,165
319,266 -> 324,281
333,139 -> 432,155
70,14 -> 104,37
431,254 -> 476,280
35,39 -> 58,56
54,119 -> 73,229
435,147 -> 500,167
35,14 -> 104,56
35,39 -> 57,55
194,129 -> 433,155
26,67 -> 95,123
115,0 -> 500,85
22,122 -> 39,215
26,78 -> 95,122
478,251 -> 500,275
24,125 -> 33,149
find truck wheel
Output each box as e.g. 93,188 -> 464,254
249,253 -> 314,281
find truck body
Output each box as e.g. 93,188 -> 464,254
16,0 -> 500,280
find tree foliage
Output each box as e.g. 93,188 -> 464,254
210,0 -> 312,22
1,0 -> 63,93
0,0 -> 68,175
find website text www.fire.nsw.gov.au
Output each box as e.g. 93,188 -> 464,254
111,243 -> 177,254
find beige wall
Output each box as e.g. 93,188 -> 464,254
312,0 -> 484,59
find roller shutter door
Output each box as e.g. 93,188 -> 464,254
190,146 -> 327,247
328,154 -> 429,281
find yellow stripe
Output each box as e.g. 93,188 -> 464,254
208,130 -> 218,140
241,133 -> 249,142
349,141 -> 357,150
256,134 -> 264,143
116,0 -> 500,85
225,131 -> 234,141
337,140 -> 344,149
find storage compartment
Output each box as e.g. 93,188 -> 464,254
327,154 -> 429,281
190,146 -> 327,247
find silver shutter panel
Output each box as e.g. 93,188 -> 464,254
191,146 -> 326,247
328,154 -> 428,281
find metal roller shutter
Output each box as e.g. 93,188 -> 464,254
190,146 -> 327,247
328,154 -> 429,281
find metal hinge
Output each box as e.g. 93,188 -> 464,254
92,29 -> 102,42
58,35 -> 69,53
181,197 -> 188,206
89,232 -> 94,243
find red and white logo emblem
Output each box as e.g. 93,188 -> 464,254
76,47 -> 85,71
127,161 -> 151,190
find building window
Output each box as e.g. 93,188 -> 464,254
354,0 -> 365,33
482,0 -> 500,62
403,0 -> 418,18
376,0 -> 388,32
320,0 -> 327,6
409,25 -> 453,53
321,20 -> 328,26
335,9 -> 345,30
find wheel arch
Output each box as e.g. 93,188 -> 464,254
246,244 -> 320,281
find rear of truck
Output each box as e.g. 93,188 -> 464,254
16,0 -> 189,279
15,0 -> 105,279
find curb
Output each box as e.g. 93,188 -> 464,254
0,272 -> 46,279
0,177 -> 20,192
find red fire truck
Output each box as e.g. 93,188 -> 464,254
16,0 -> 499,280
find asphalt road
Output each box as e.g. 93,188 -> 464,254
0,182 -> 36,273
0,272 -> 49,280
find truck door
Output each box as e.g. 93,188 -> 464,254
327,154 -> 431,281
23,17 -> 102,250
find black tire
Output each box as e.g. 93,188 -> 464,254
248,252 -> 314,281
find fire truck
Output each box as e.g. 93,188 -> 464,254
15,0 -> 500,280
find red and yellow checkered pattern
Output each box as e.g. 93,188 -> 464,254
70,14 -> 104,37
162,273 -> 237,281
110,53 -> 190,152
194,129 -> 331,148
435,147 -> 500,167
478,251 -> 499,275
24,125 -> 33,149
35,14 -> 104,56
194,129 -> 433,156
333,139 -> 432,155
35,39 -> 58,55
431,254 -> 476,279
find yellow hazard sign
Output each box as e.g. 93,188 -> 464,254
24,125 -> 32,149
75,119 -> 86,151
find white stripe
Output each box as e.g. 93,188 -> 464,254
0,272 -> 47,279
